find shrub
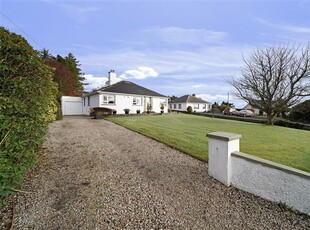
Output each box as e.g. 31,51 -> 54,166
274,119 -> 305,130
55,100 -> 63,120
147,103 -> 152,113
124,108 -> 130,114
160,103 -> 164,111
187,106 -> 193,114
211,108 -> 222,114
0,27 -> 58,205
92,107 -> 114,117
289,100 -> 310,123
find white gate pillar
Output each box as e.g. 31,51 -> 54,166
207,132 -> 241,186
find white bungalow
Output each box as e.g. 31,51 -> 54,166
243,103 -> 266,115
169,94 -> 211,112
82,70 -> 168,115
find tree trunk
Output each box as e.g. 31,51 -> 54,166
266,113 -> 276,125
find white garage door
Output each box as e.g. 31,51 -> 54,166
61,96 -> 83,115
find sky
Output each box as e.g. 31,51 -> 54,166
1,0 -> 310,108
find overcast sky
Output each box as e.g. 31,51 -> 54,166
1,0 -> 310,108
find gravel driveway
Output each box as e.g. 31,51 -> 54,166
7,117 -> 310,229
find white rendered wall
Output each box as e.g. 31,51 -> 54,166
187,103 -> 211,112
169,103 -> 211,112
82,94 -> 100,115
231,152 -> 310,215
152,97 -> 168,113
169,103 -> 187,111
83,93 -> 168,115
207,132 -> 241,186
207,131 -> 310,215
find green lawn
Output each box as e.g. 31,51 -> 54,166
106,113 -> 310,172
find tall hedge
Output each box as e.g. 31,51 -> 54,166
289,100 -> 310,123
0,27 -> 58,204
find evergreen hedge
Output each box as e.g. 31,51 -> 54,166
0,27 -> 58,205
187,106 -> 193,114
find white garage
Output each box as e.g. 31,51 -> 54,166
61,96 -> 83,115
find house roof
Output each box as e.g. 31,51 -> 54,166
169,95 -> 210,104
91,81 -> 166,97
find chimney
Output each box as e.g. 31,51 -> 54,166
106,70 -> 116,86
192,94 -> 196,97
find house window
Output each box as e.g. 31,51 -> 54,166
202,104 -> 206,109
83,98 -> 85,106
133,97 -> 142,105
170,104 -> 172,109
87,96 -> 90,106
173,104 -> 177,109
178,104 -> 181,109
194,104 -> 199,109
103,95 -> 115,104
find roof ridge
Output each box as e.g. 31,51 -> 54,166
96,80 -> 165,97
169,94 -> 210,104
186,94 -> 190,103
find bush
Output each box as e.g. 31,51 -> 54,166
210,108 -> 222,114
92,107 -> 114,117
55,100 -> 63,120
147,103 -> 152,113
289,100 -> 310,123
160,103 -> 164,111
0,27 -> 58,205
187,106 -> 193,114
124,108 -> 130,114
274,119 -> 305,130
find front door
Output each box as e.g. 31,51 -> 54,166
144,97 -> 152,112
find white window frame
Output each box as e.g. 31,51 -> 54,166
194,104 -> 199,109
102,95 -> 115,104
178,104 -> 182,109
133,97 -> 142,106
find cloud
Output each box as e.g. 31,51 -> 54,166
119,67 -> 159,80
78,46 -> 248,78
280,25 -> 310,34
80,49 -> 248,107
83,74 -> 107,91
84,72 -> 137,91
197,93 -> 227,102
145,26 -> 228,45
197,93 -> 246,109
192,84 -> 205,88
44,0 -> 101,23
255,18 -> 310,34
76,36 -> 252,105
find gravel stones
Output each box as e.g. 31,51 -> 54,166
4,116 -> 310,229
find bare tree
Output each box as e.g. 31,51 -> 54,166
228,44 -> 310,125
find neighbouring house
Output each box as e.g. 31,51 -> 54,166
169,94 -> 211,112
82,70 -> 168,115
243,103 -> 266,115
